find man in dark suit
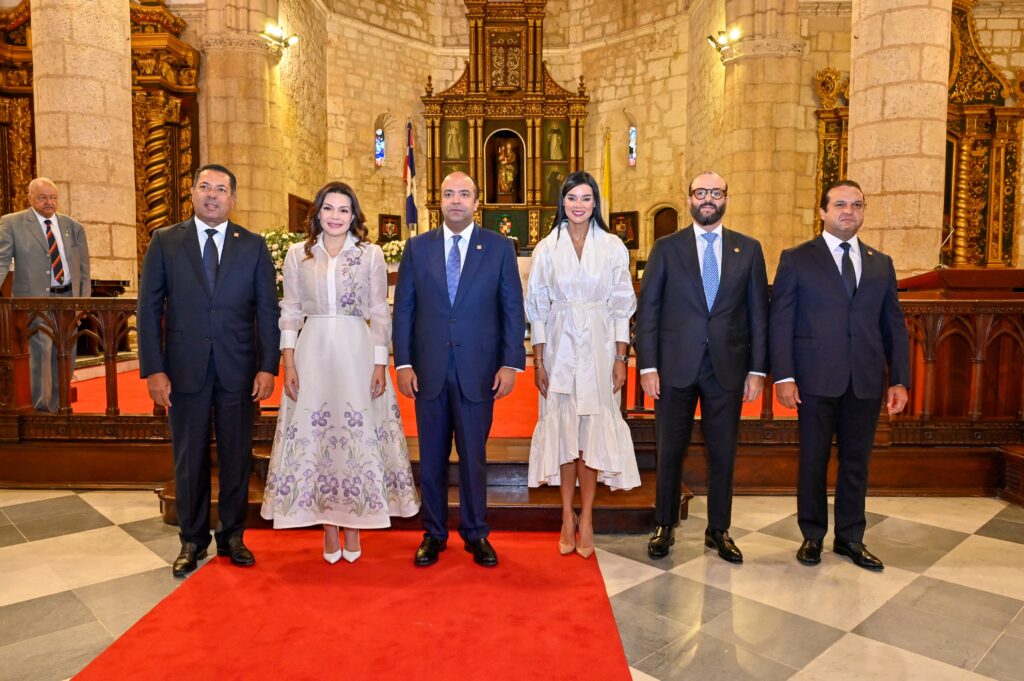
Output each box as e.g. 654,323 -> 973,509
771,179 -> 909,571
393,171 -> 526,568
137,164 -> 280,577
0,177 -> 91,411
637,171 -> 769,563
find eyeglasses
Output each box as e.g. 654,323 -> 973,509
690,188 -> 726,200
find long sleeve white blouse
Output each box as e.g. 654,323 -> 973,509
278,233 -> 390,365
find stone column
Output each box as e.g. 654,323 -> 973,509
847,0 -> 951,274
719,0 -> 809,270
197,0 -> 282,230
30,0 -> 136,283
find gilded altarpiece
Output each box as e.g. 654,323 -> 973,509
421,0 -> 588,248
813,0 -> 1022,267
130,1 -> 200,273
0,2 -> 33,217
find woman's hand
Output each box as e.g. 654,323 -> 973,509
612,359 -> 627,393
283,366 -> 300,402
534,365 -> 548,398
370,365 -> 386,399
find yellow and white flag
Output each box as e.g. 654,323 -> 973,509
601,129 -> 612,225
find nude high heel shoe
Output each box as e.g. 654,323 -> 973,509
342,529 -> 361,563
323,527 -> 342,565
576,516 -> 594,559
559,514 -> 578,555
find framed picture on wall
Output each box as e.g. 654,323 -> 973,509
610,211 -> 639,250
378,214 -> 401,243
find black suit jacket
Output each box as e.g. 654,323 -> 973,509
769,236 -> 910,399
137,218 -> 280,394
636,226 -> 769,392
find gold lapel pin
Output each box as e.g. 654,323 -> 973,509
476,244 -> 482,250
733,247 -> 740,253
233,232 -> 240,238
866,250 -> 873,255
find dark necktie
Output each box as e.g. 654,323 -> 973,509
446,234 -> 461,305
203,228 -> 219,290
840,242 -> 856,299
44,219 -> 65,285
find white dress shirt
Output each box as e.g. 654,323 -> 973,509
195,217 -> 228,263
821,231 -> 862,286
32,209 -> 70,287
443,222 -> 473,272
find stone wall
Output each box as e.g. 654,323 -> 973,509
686,0 -> 727,220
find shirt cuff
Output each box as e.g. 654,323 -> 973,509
774,377 -> 795,384
640,368 -> 657,375
748,371 -> 766,377
529,320 -> 546,345
502,365 -> 524,373
614,318 -> 630,344
280,329 -> 298,350
374,345 -> 389,365
396,364 -> 412,371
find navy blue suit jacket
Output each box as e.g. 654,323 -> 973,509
636,226 -> 769,391
769,235 -> 910,399
137,218 -> 280,394
392,225 -> 526,402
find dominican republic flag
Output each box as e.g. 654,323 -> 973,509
404,121 -> 418,234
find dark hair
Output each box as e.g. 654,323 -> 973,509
304,182 -> 368,258
193,164 -> 237,193
551,171 -> 609,237
687,171 -> 728,195
820,179 -> 863,211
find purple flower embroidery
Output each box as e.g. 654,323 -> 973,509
342,476 -> 362,498
278,474 -> 295,496
310,410 -> 329,427
318,474 -> 340,496
339,291 -> 356,308
345,410 -> 364,428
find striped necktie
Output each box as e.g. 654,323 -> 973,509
44,219 -> 65,285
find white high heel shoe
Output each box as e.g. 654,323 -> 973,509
342,529 -> 361,563
324,528 -> 342,565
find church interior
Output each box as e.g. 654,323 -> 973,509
1,0 -> 1024,679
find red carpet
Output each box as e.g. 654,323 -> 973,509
71,367 -> 794,437
74,530 -> 631,681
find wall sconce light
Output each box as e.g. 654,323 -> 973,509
260,23 -> 299,49
706,27 -> 741,53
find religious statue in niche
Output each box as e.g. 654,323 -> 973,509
497,141 -> 518,195
547,124 -> 564,161
445,122 -> 464,159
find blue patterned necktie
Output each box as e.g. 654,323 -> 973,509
701,231 -> 719,310
839,242 -> 856,299
446,234 -> 462,305
203,228 -> 219,290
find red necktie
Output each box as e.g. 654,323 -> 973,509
44,219 -> 65,285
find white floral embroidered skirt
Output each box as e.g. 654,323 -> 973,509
261,315 -> 420,529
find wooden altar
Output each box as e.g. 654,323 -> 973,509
420,0 -> 588,249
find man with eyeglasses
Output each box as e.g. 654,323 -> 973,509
770,179 -> 909,571
637,171 -> 769,562
0,177 -> 91,411
137,164 -> 280,577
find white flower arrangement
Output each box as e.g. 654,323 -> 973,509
263,228 -> 306,296
381,239 -> 406,265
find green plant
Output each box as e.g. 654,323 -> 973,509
381,239 -> 406,265
263,228 -> 306,296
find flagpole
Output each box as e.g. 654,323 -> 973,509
404,120 -> 418,237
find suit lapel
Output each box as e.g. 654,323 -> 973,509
23,211 -> 49,255
180,219 -> 213,298
809,236 -> 849,300
213,222 -> 242,299
716,228 -> 743,313
857,240 -> 881,295
671,227 -> 707,309
426,227 -> 450,308
453,225 -> 485,310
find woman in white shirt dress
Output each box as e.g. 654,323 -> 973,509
261,182 -> 419,563
526,171 -> 640,558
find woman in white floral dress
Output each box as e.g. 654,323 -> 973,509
261,182 -> 419,563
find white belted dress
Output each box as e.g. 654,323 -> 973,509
525,224 -> 641,490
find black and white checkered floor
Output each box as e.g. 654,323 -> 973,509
1,490 -> 1022,681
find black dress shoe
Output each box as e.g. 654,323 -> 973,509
464,538 -> 498,567
172,542 -> 207,578
833,540 -> 884,571
414,536 -> 447,567
647,525 -> 675,559
704,529 -> 743,563
216,535 -> 256,567
796,538 -> 822,565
